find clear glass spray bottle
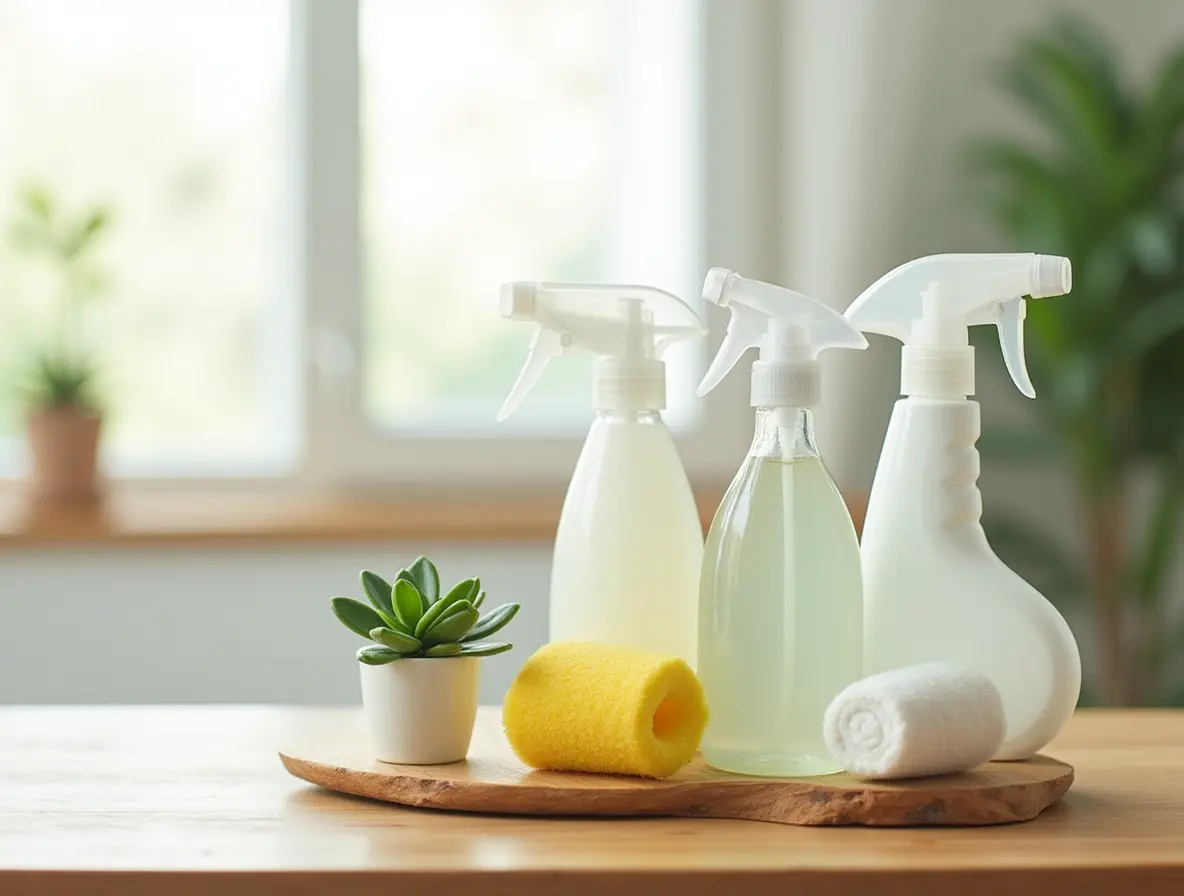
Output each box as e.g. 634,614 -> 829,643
694,268 -> 867,776
699,405 -> 862,775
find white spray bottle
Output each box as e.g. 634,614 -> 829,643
696,268 -> 868,776
498,282 -> 706,665
845,253 -> 1081,760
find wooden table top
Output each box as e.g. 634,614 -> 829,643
1,706 -> 1181,896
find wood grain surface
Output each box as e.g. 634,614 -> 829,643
280,709 -> 1072,826
1,706 -> 1182,896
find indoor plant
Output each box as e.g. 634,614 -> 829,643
331,555 -> 520,763
963,15 -> 1184,705
9,186 -> 111,504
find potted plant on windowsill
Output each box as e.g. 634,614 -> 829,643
331,555 -> 520,764
10,186 -> 111,505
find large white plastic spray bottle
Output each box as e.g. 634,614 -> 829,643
695,269 -> 868,776
845,253 -> 1081,760
498,282 -> 706,665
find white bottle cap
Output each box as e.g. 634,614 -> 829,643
900,345 -> 976,399
751,320 -> 823,407
593,358 -> 666,410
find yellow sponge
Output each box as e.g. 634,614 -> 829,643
503,641 -> 708,779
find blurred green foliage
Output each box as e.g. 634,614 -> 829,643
8,185 -> 111,413
965,16 -> 1184,704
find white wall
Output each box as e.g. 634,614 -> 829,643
0,544 -> 552,704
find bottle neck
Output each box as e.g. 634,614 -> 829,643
750,407 -> 818,460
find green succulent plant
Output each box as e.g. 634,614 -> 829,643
330,555 -> 519,665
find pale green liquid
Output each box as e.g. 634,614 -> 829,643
699,455 -> 863,777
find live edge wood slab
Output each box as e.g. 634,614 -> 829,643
2,707 -> 1183,896
280,709 -> 1073,826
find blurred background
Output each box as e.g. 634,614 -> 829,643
0,0 -> 1181,707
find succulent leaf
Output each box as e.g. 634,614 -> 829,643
394,569 -> 429,612
360,570 -> 402,630
332,597 -> 388,639
357,646 -> 402,665
392,578 -> 426,631
414,577 -> 478,637
369,627 -> 423,653
458,642 -> 512,657
424,642 -> 462,657
407,555 -> 441,603
473,591 -> 485,609
433,597 -> 474,623
462,603 -> 520,642
422,603 -> 479,645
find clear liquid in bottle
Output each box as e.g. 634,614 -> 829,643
698,407 -> 863,776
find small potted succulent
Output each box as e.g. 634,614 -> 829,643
331,555 -> 519,764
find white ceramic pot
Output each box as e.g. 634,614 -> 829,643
359,656 -> 480,764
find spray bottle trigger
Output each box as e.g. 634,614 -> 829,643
496,327 -> 566,421
996,297 -> 1035,399
696,303 -> 766,397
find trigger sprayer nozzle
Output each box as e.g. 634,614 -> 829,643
702,267 -> 734,306
844,253 -> 1072,400
696,269 -> 867,407
499,282 -> 537,320
496,281 -> 704,419
1033,255 -> 1072,297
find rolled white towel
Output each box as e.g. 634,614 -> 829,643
823,663 -> 1006,780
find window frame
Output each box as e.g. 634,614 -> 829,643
296,0 -> 778,490
0,0 -> 778,492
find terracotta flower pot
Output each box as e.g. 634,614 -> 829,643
25,406 -> 103,505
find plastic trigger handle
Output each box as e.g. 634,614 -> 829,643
697,303 -> 766,396
996,297 -> 1035,399
497,327 -> 565,421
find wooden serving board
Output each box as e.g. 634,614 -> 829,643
280,708 -> 1073,827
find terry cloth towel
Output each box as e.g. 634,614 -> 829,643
823,662 -> 1006,780
503,641 -> 708,779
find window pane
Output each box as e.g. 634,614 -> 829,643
362,0 -> 697,432
0,0 -> 293,474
